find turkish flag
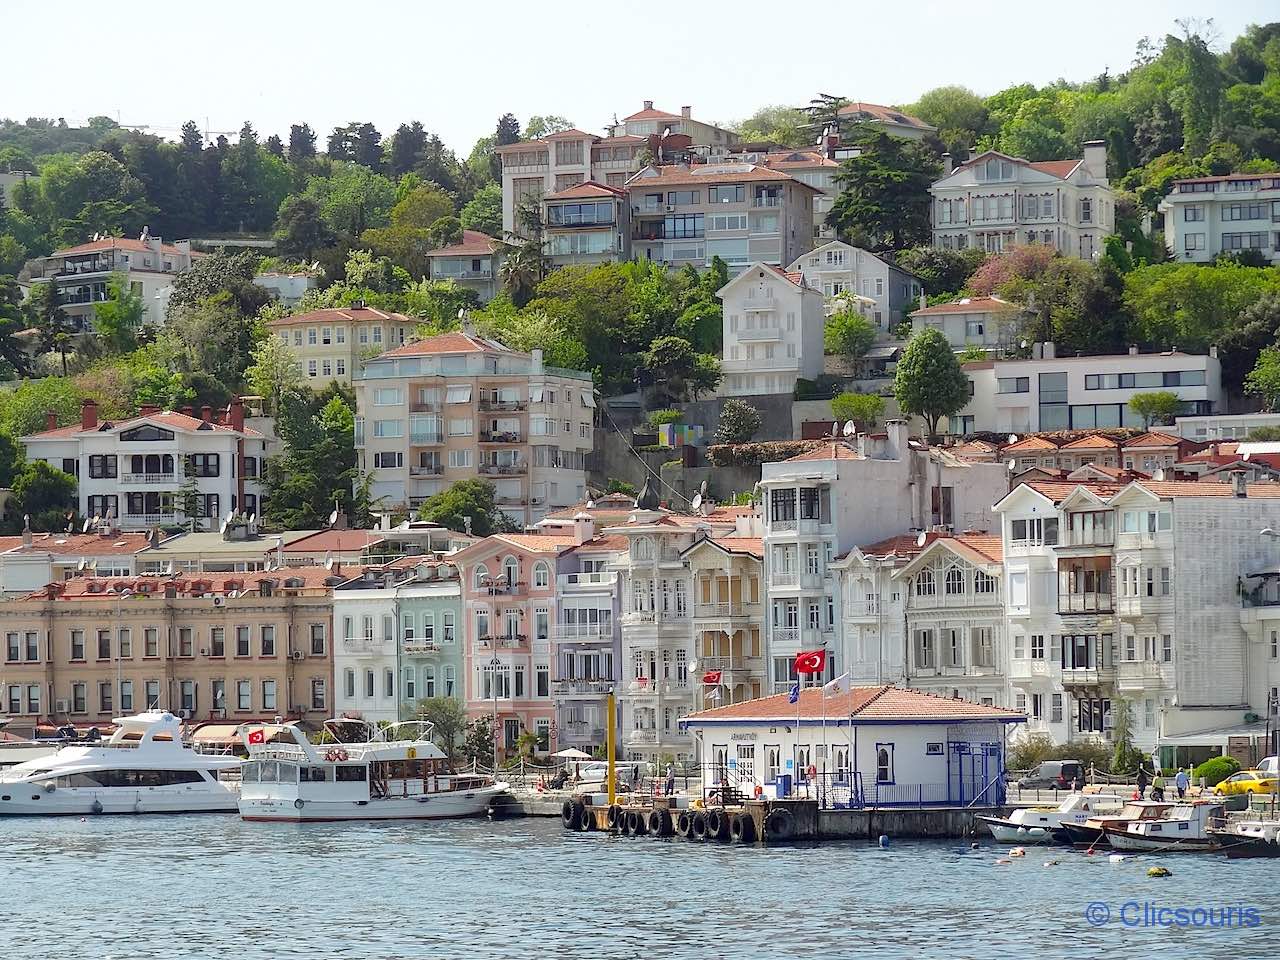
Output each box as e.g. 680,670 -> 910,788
794,649 -> 827,675
702,670 -> 722,685
247,729 -> 266,745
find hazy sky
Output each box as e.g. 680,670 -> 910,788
2,1 -> 1273,154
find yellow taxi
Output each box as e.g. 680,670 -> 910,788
1213,771 -> 1279,796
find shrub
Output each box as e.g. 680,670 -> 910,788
1193,756 -> 1240,788
1006,733 -> 1113,774
715,398 -> 762,444
830,391 -> 884,430
705,440 -> 823,468
647,408 -> 683,428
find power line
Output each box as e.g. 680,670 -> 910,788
598,401 -> 695,510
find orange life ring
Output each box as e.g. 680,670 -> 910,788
325,747 -> 350,763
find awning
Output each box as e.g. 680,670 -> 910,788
580,392 -> 597,409
1159,721 -> 1270,749
445,385 -> 472,404
864,345 -> 901,360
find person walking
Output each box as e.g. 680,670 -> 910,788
1151,773 -> 1165,802
664,764 -> 675,797
1137,765 -> 1150,800
1175,767 -> 1190,800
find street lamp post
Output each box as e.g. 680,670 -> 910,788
114,588 -> 133,715
490,654 -> 502,771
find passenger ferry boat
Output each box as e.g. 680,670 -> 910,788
976,792 -> 1125,843
238,718 -> 508,822
1059,800 -> 1174,847
0,711 -> 240,816
1103,800 -> 1228,852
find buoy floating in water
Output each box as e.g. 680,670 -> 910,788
1147,866 -> 1172,878
970,842 -> 980,850
1043,860 -> 1060,867
878,835 -> 889,848
1009,846 -> 1026,857
1108,853 -> 1131,864
994,858 -> 1011,865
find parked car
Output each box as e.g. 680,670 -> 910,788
572,760 -> 653,787
1257,756 -> 1277,777
1017,760 -> 1084,790
1213,771 -> 1279,796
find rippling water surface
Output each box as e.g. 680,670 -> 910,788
3,813 -> 1278,959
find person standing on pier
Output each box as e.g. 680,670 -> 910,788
1175,767 -> 1190,799
1137,765 -> 1149,799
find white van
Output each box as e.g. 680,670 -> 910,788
1258,756 -> 1277,776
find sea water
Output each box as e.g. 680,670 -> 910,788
2,815 -> 1275,959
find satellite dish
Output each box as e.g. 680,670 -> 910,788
700,479 -> 709,497
76,559 -> 87,573
830,421 -> 839,438
1007,460 -> 1018,473
324,556 -> 335,571
842,420 -> 856,437
219,517 -> 229,534
81,517 -> 92,533
1243,452 -> 1252,462
248,513 -> 257,528
328,508 -> 340,527
586,499 -> 595,508
163,561 -> 174,576
1007,434 -> 1018,444
916,530 -> 927,547
691,493 -> 703,512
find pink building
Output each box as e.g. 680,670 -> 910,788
450,533 -> 575,759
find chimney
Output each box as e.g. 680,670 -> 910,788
1209,345 -> 1218,359
884,419 -> 906,460
1042,341 -> 1055,360
1081,140 -> 1107,182
1128,345 -> 1139,356
139,403 -> 159,417
643,100 -> 654,111
182,405 -> 194,418
918,291 -> 927,311
229,396 -> 245,433
1232,469 -> 1248,498
573,511 -> 594,546
942,152 -> 953,176
200,405 -> 213,423
44,411 -> 57,431
45,582 -> 62,601
81,399 -> 98,430
681,106 -> 692,119
22,513 -> 32,547
531,348 -> 544,374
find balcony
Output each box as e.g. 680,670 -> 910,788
771,570 -> 825,590
409,401 -> 441,413
121,513 -> 177,528
1058,593 -> 1113,615
409,463 -> 444,477
554,679 -> 613,696
479,430 -> 522,444
1061,666 -> 1115,689
343,636 -> 384,653
621,611 -> 656,624
402,639 -> 442,655
409,430 -> 444,446
477,634 -> 528,650
120,472 -> 183,485
845,599 -> 880,619
693,602 -> 760,621
481,581 -> 526,598
752,196 -> 782,208
628,729 -> 659,744
558,572 -> 616,588
553,623 -> 614,641
478,399 -> 527,412
479,462 -> 527,476
495,494 -> 528,507
720,357 -> 800,373
737,327 -> 781,341
1116,660 -> 1166,690
558,720 -> 606,741
1008,659 -> 1053,681
773,627 -> 801,645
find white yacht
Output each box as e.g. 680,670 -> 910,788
0,712 -> 241,816
1104,800 -> 1228,852
976,792 -> 1126,843
238,718 -> 508,822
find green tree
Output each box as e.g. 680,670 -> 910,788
426,215 -> 463,250
715,399 -> 762,444
244,334 -> 303,413
460,183 -> 502,237
643,336 -> 720,403
273,195 -> 335,262
304,163 -> 397,237
894,327 -> 969,437
157,294 -> 254,391
1128,390 -> 1182,428
417,478 -> 517,537
522,116 -> 574,139
287,123 -> 317,164
824,307 -> 877,357
830,392 -> 885,430
0,377 -> 81,437
998,96 -> 1070,160
0,235 -> 26,276
166,249 -> 271,319
906,86 -> 990,156
92,273 -> 143,353
31,281 -> 74,376
1246,347 -> 1280,412
894,246 -> 988,297
471,303 -> 586,370
391,183 -> 455,229
1123,261 -> 1280,352
0,433 -> 20,487
7,460 -> 76,533
461,715 -> 495,767
1248,426 -> 1280,441
828,131 -> 938,250
734,105 -> 811,147
414,696 -> 466,756
0,276 -> 33,378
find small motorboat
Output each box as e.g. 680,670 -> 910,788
1211,819 -> 1280,858
976,792 -> 1125,843
1059,801 -> 1174,847
1104,801 -> 1228,852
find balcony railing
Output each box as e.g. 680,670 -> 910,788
479,462 -> 527,476
628,729 -> 659,744
845,599 -> 880,618
1116,660 -> 1165,685
773,627 -> 801,645
558,572 -> 616,587
402,639 -> 441,654
122,513 -> 177,527
409,401 -> 441,413
477,634 -> 527,649
343,636 -> 383,653
481,581 -> 526,597
409,464 -> 444,477
1058,593 -> 1113,615
479,430 -> 522,443
554,679 -> 613,695
120,472 -> 183,485
737,328 -> 780,341
694,602 -> 761,619
752,196 -> 782,208
409,431 -> 444,445
1060,666 -> 1114,686
478,399 -> 527,412
553,623 -> 614,640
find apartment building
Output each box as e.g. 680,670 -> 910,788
353,329 -> 593,524
790,241 -> 922,330
0,568 -> 337,734
954,346 -> 1223,436
895,533 -> 1008,707
831,533 -> 922,687
685,535 -> 766,708
424,230 -> 499,303
930,143 -> 1114,258
759,425 -> 1008,692
718,263 -> 825,396
267,303 -> 416,388
22,399 -> 267,530
751,150 -> 840,240
626,163 -> 818,272
1158,172 -> 1280,264
996,475 -> 1280,754
542,181 -> 631,269
331,561 -> 463,724
910,296 -> 1019,352
29,233 -> 200,329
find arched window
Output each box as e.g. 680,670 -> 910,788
633,537 -> 653,561
532,561 -> 550,589
472,563 -> 489,590
503,556 -> 519,587
945,566 -> 965,595
915,569 -> 935,596
876,746 -> 893,784
974,570 -> 996,594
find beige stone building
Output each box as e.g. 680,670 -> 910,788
0,568 -> 343,734
267,303 -> 417,388
353,330 -> 594,523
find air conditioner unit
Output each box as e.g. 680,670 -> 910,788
291,650 -> 305,661
665,205 -> 675,213
178,709 -> 192,720
55,699 -> 70,713
212,596 -> 226,607
199,647 -> 210,656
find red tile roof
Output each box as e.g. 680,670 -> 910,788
623,105 -> 685,122
628,164 -> 815,190
490,534 -> 578,554
911,296 -> 1015,317
266,306 -> 413,328
763,151 -> 840,169
1133,480 -> 1280,499
706,536 -> 763,558
685,684 -> 1023,724
1021,480 -> 1124,504
567,534 -> 630,554
1028,159 -> 1083,178
786,441 -> 860,462
24,410 -> 261,441
545,180 -> 626,201
858,532 -> 939,559
424,229 -> 498,258
543,128 -> 598,140
1060,433 -> 1120,450
948,532 -> 1003,564
373,330 -> 512,359
0,532 -> 153,557
50,237 -> 196,258
836,103 -> 934,132
283,530 -> 386,554
26,565 -> 360,601
1003,436 -> 1060,452
1122,431 -> 1186,449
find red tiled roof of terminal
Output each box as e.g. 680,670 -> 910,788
685,684 -> 1022,723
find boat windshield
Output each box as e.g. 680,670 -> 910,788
378,721 -> 435,743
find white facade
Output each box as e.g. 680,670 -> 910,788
718,263 -> 825,396
1158,173 -> 1280,264
1175,412 -> 1280,442
788,241 -> 921,333
253,272 -> 319,307
910,297 -> 1018,352
955,348 -> 1223,436
930,145 -> 1115,259
21,401 -> 265,531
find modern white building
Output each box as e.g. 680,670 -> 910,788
788,241 -> 922,332
953,346 -> 1223,436
759,425 -> 1009,693
1175,412 -> 1280,442
910,296 -> 1019,352
22,399 -> 267,530
718,262 -> 825,396
1158,172 -> 1280,264
929,144 -> 1115,258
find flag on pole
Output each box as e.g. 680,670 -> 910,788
788,681 -> 800,704
707,687 -> 722,702
247,728 -> 266,745
701,670 -> 723,685
823,671 -> 851,697
794,649 -> 827,675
